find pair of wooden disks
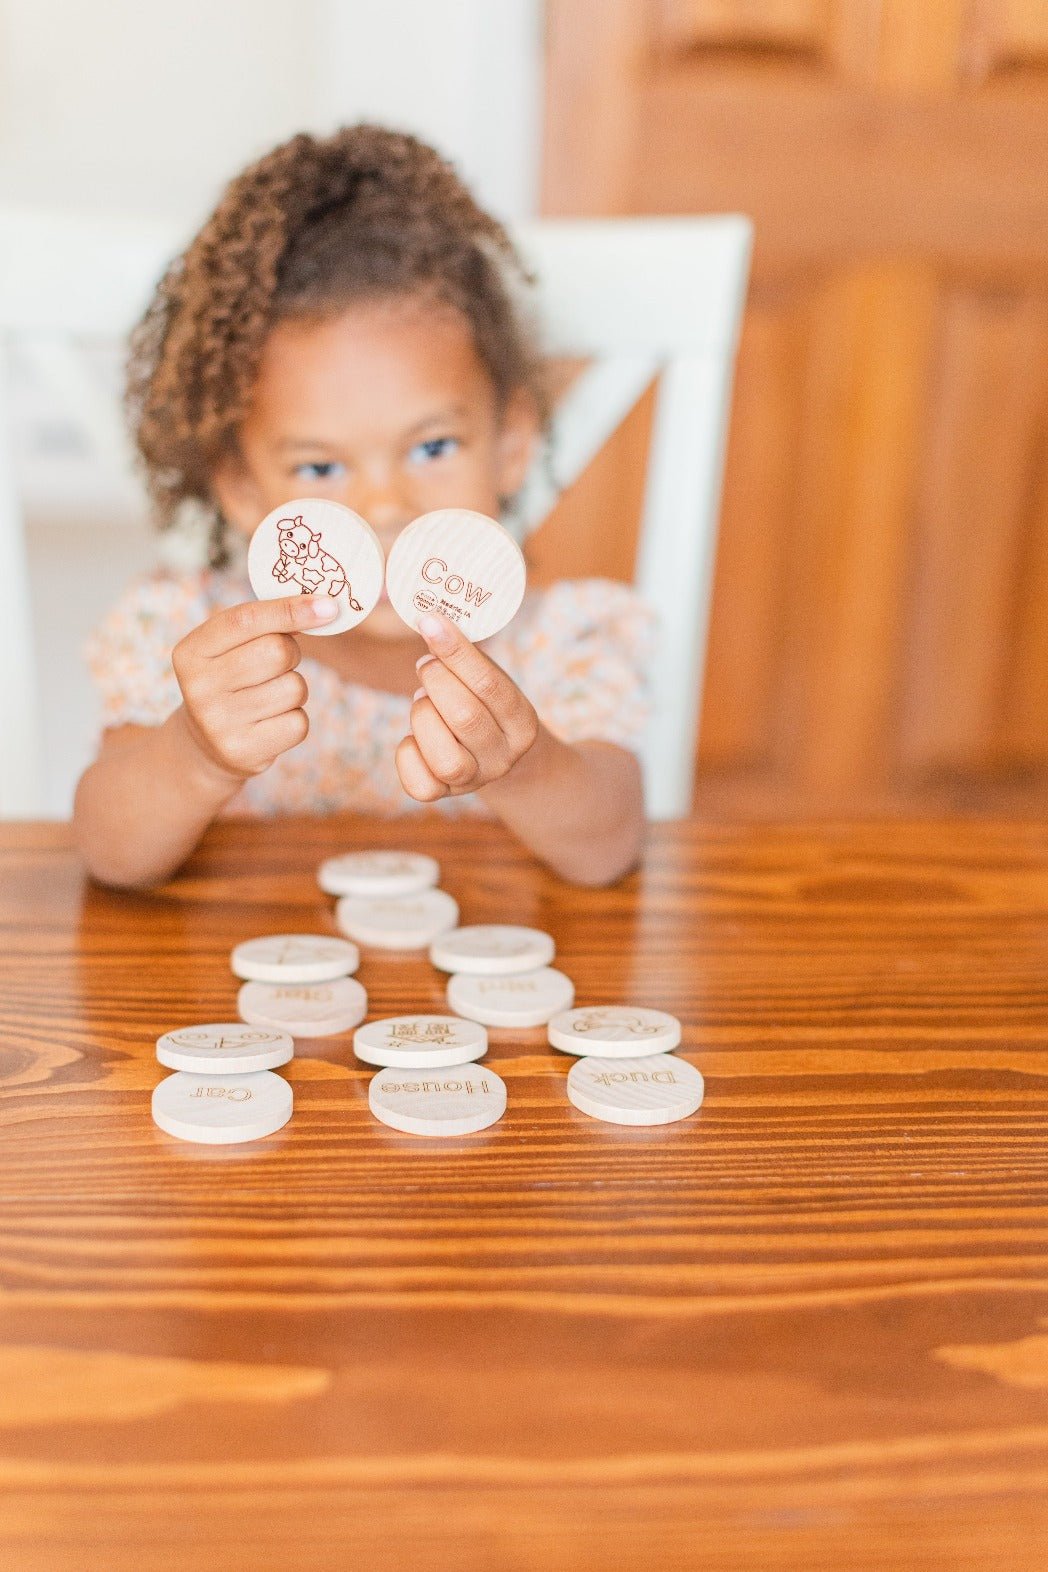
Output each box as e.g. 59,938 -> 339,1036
150,933 -> 367,1146
246,499 -> 526,642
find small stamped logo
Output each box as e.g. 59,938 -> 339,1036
189,1085 -> 253,1102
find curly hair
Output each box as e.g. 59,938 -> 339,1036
126,124 -> 545,557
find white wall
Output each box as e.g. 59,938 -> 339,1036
317,0 -> 542,220
0,0 -> 542,223
1,0 -> 544,815
0,0 -> 324,224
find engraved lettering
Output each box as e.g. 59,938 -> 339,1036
385,1022 -> 460,1048
419,557 -> 492,607
173,1028 -> 274,1048
572,1009 -> 660,1037
384,1078 -> 488,1096
590,1069 -> 677,1089
270,937 -> 344,964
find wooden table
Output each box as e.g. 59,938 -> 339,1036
2,816 -> 1048,1571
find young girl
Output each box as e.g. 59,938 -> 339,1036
73,126 -> 653,889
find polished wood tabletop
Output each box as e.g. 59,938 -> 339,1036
2,815 -> 1048,1571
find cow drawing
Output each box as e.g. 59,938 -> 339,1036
272,516 -> 362,610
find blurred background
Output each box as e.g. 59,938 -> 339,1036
4,0 -> 1048,820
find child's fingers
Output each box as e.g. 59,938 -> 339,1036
409,695 -> 480,790
395,735 -> 449,803
220,631 -> 303,693
199,594 -> 338,657
235,670 -> 309,724
211,707 -> 310,777
416,613 -> 537,754
414,660 -> 514,770
251,708 -> 310,760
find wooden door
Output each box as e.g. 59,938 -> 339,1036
538,0 -> 1048,816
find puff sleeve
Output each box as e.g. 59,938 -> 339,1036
503,579 -> 657,753
84,569 -> 212,730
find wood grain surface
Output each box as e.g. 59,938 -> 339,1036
2,815 -> 1048,1570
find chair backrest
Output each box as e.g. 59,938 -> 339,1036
513,218 -> 752,818
0,208 -> 751,820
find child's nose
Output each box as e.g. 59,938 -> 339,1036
352,480 -> 413,541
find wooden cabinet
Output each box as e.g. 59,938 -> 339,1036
539,0 -> 1048,815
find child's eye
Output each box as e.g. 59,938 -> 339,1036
293,461 -> 346,482
409,436 -> 459,464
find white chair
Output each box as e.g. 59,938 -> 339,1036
0,209 -> 751,820
0,207 -> 183,818
514,218 -> 751,817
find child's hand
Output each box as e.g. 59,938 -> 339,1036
396,612 -> 541,801
172,595 -> 338,780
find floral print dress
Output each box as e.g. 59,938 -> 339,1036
85,567 -> 656,818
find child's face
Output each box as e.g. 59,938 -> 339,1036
213,296 -> 540,639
